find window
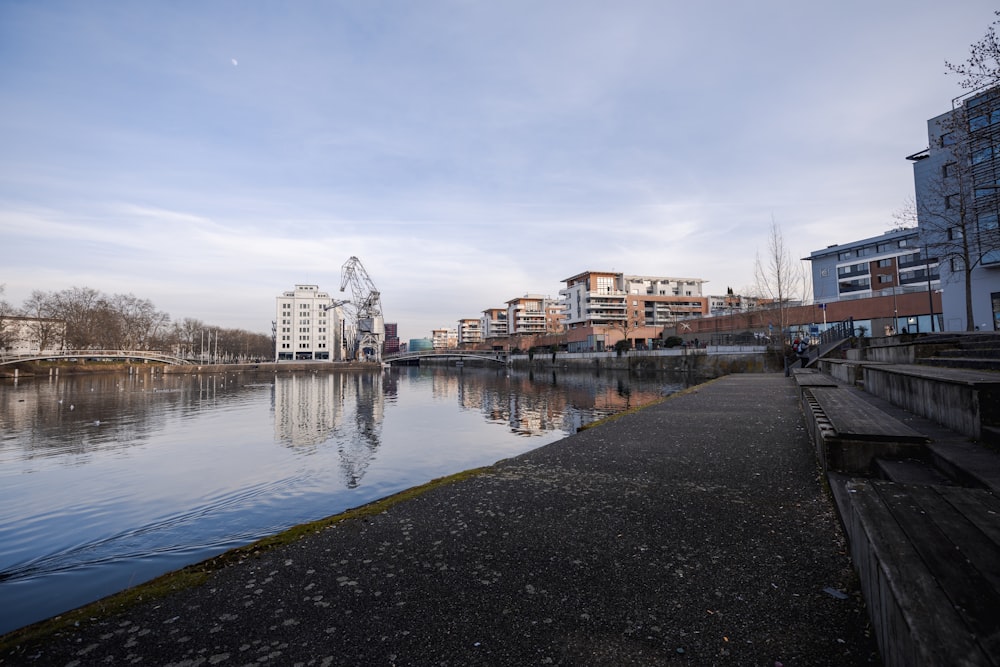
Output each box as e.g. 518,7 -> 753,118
878,258 -> 893,268
838,250 -> 854,261
941,131 -> 956,146
970,114 -> 990,131
950,227 -> 964,240
975,180 -> 1000,198
943,162 -> 956,178
878,275 -> 893,284
973,146 -> 994,164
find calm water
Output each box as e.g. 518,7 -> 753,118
0,365 -> 679,635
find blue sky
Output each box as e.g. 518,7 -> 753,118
1,1 -> 996,341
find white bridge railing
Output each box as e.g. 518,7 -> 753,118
0,350 -> 192,366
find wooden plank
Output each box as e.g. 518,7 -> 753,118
935,485 -> 1000,552
792,370 -> 839,387
809,387 -> 929,442
875,364 -> 1000,386
904,485 -> 1000,600
845,479 -> 989,666
872,481 -> 1000,662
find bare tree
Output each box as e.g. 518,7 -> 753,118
0,285 -> 12,352
752,220 -> 808,338
19,290 -> 65,352
168,318 -> 206,359
946,10 -> 1000,90
51,286 -> 105,349
102,293 -> 170,350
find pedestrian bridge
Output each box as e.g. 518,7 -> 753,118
0,350 -> 192,366
384,350 -> 508,365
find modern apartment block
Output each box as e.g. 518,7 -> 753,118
505,295 -> 565,336
910,84 -> 1000,331
806,228 -> 940,305
431,328 -> 458,349
560,271 -> 708,329
457,318 -> 483,345
274,284 -> 342,361
556,271 -> 708,351
708,293 -> 762,316
480,307 -> 508,339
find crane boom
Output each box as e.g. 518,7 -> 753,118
339,256 -> 385,361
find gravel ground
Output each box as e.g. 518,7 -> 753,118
1,373 -> 880,666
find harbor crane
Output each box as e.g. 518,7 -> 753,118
339,256 -> 385,362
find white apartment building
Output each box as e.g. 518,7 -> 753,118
274,284 -> 343,361
708,293 -> 763,316
457,318 -> 483,345
0,316 -> 66,356
480,307 -> 508,339
505,294 -> 564,335
431,327 -> 458,349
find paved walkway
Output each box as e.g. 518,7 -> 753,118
1,374 -> 879,666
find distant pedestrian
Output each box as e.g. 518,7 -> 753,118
792,336 -> 809,367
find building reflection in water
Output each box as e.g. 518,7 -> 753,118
271,372 -> 387,488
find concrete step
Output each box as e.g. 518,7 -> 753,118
931,343 -> 1000,359
919,357 -> 1000,372
862,363 -> 1000,439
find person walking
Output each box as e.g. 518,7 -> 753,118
792,336 -> 809,367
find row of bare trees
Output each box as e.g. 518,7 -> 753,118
0,285 -> 273,361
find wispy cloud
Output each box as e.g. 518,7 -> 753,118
2,0 -> 997,338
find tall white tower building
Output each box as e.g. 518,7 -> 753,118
274,284 -> 343,361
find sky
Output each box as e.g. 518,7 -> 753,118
1,1 -> 997,341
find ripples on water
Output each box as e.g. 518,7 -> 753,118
0,365 -> 680,634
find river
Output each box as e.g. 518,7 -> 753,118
0,365 -> 683,635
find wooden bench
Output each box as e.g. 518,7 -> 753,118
831,475 -> 1000,667
802,385 -> 929,473
791,368 -> 839,388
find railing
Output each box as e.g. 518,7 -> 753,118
0,350 -> 192,366
384,349 -> 508,364
820,318 -> 855,345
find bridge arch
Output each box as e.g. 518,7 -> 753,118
383,350 -> 508,365
0,350 -> 192,367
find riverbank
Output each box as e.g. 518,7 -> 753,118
0,360 -> 384,378
1,373 -> 878,665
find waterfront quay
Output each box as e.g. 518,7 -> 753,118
1,373 -> 878,665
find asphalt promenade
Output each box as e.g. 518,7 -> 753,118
1,374 -> 880,666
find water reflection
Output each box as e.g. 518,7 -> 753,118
0,366 -> 681,635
